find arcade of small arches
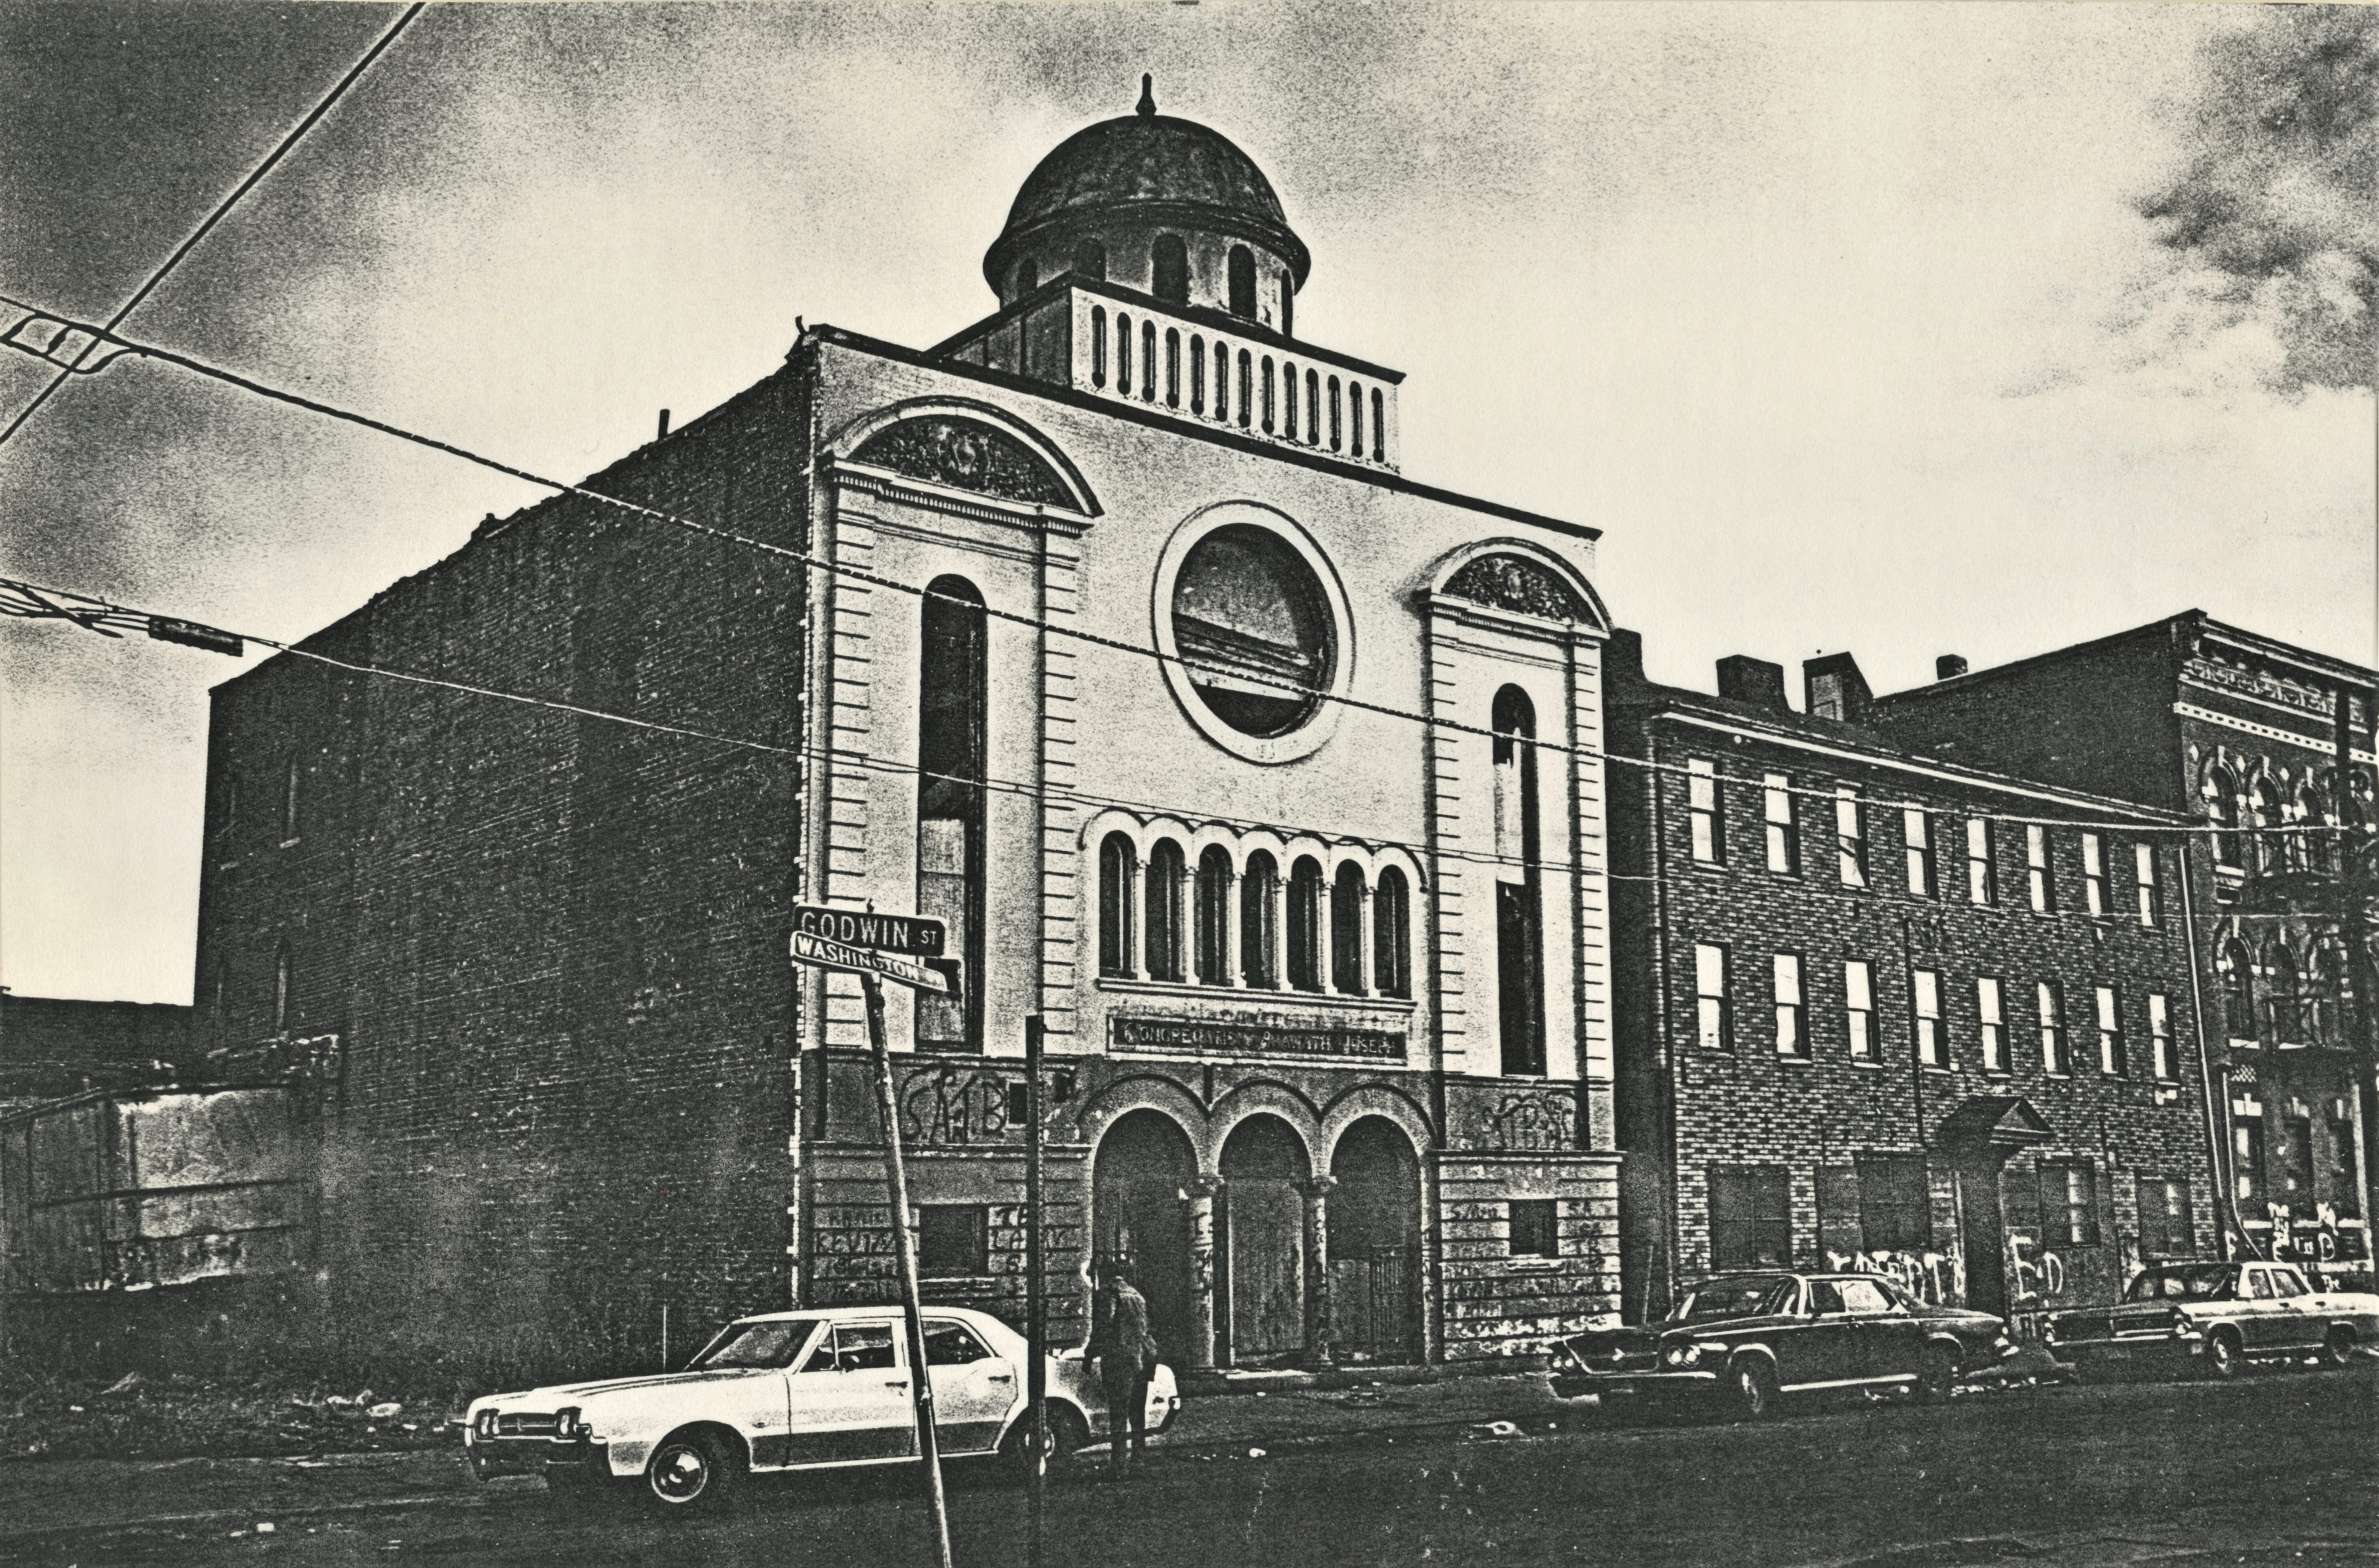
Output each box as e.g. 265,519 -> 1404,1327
2195,747 -> 2376,876
1018,236 -> 1291,331
1086,813 -> 1419,1000
2214,924 -> 2359,1050
1082,1092 -> 1431,1368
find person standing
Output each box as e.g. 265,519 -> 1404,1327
1086,1258 -> 1160,1477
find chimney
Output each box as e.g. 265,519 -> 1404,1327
657,409 -> 672,440
1936,654 -> 1968,681
1802,653 -> 1872,724
1604,627 -> 1647,694
1716,655 -> 1790,712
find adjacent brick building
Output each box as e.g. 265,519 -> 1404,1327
1870,614 -> 2376,1279
1606,634 -> 2221,1332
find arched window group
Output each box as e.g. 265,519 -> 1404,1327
1095,826 -> 1414,1001
2219,928 -> 2358,1050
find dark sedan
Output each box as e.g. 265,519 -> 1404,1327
1550,1272 -> 2016,1419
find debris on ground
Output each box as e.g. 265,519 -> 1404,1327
0,1359 -> 469,1464
1465,1420 -> 1523,1440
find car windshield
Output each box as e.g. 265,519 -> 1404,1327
692,1317 -> 821,1370
1671,1278 -> 1796,1322
2123,1266 -> 2234,1304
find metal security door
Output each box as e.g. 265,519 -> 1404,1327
1228,1177 -> 1305,1360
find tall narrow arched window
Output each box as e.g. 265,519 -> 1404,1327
1100,834 -> 1138,979
1288,856 -> 1325,992
1331,863 -> 1366,994
2204,766 -> 2242,867
273,941 -> 292,1033
2264,941 -> 2303,1044
1304,368 -> 1320,444
918,577 -> 988,1050
281,754 -> 302,843
1242,851 -> 1279,987
1283,362 -> 1298,439
1194,846 -> 1233,984
1213,339 -> 1230,422
1145,840 -> 1186,983
1152,234 -> 1189,303
1349,382 -> 1364,457
1190,334 -> 1205,414
1370,388 -> 1385,459
1141,319 -> 1157,402
1090,306 -> 1108,388
1227,245 -> 1256,318
1328,376 -> 1343,452
1374,866 -> 1412,1000
2219,938 -> 2256,1042
1280,274 -> 1294,338
1494,686 -> 1546,1076
1073,237 -> 1107,281
1261,356 -> 1276,432
1165,328 -> 1181,408
2249,778 -> 2282,874
1116,313 -> 1133,396
2296,779 -> 2332,873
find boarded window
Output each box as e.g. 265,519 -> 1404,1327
1857,1154 -> 1931,1253
918,1207 -> 988,1277
1508,1199 -> 1557,1258
1710,1165 -> 1792,1269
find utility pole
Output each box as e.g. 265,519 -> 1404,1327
861,971 -> 954,1568
1025,1013 -> 1047,1568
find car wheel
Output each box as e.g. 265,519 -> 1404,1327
1729,1358 -> 1777,1421
645,1430 -> 743,1515
2204,1329 -> 2244,1381
1914,1343 -> 1960,1403
2323,1325 -> 2357,1368
1001,1403 -> 1088,1481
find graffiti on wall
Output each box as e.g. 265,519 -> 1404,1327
1823,1248 -> 1967,1307
2266,1202 -> 2365,1263
2003,1232 -> 2069,1307
900,1063 -> 1016,1145
1477,1092 -> 1572,1151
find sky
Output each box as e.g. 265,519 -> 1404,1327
2,1 -> 2371,1006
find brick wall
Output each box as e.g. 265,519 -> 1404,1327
1432,1151 -> 1620,1360
190,357 -> 817,1381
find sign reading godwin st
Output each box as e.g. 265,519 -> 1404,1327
789,905 -> 958,997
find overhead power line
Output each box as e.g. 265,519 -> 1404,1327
0,2 -> 425,448
0,295 -> 2358,839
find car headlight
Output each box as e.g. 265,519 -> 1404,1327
1662,1344 -> 1702,1368
554,1406 -> 587,1439
474,1409 -> 499,1440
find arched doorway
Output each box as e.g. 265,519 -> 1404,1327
1330,1118 -> 1422,1362
1219,1115 -> 1309,1364
1092,1110 -> 1196,1361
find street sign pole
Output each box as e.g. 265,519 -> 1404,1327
1024,1013 -> 1046,1568
860,970 -> 954,1568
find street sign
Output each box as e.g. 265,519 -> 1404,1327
791,930 -> 959,996
791,904 -> 945,957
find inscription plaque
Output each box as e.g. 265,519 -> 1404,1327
1110,1014 -> 1406,1062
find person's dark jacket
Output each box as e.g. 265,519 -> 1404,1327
1088,1278 -> 1160,1374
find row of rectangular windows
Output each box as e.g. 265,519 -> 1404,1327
1691,942 -> 2178,1081
1685,759 -> 2163,923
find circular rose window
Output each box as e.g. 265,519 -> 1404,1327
1171,524 -> 1334,738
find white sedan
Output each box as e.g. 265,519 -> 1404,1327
463,1305 -> 1179,1511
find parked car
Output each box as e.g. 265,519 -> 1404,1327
1548,1271 -> 2015,1419
463,1305 -> 1180,1512
2041,1260 -> 2379,1380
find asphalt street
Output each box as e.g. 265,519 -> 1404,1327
1,1364 -> 2371,1568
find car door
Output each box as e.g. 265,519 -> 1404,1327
1838,1277 -> 1922,1382
1779,1279 -> 1863,1387
780,1319 -> 918,1467
700,1317 -> 816,1471
2264,1267 -> 2323,1350
923,1317 -> 1019,1455
2233,1267 -> 2284,1350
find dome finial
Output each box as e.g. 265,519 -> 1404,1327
1137,73 -> 1155,117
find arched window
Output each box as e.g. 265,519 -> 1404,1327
2219,938 -> 2256,1042
1236,350 -> 1252,428
1141,319 -> 1157,402
273,941 -> 292,1034
1227,245 -> 1256,318
1349,381 -> 1364,456
1283,361 -> 1298,439
2264,941 -> 2303,1044
1374,867 -> 1412,1000
1328,376 -> 1342,451
1090,306 -> 1107,388
1189,334 -> 1205,414
1100,834 -> 1138,979
2203,765 -> 2242,867
1280,274 -> 1294,338
1116,313 -> 1133,396
1304,368 -> 1320,444
1213,339 -> 1230,422
1331,863 -> 1366,993
281,754 -> 302,843
1152,235 -> 1189,304
1165,328 -> 1181,408
1194,846 -> 1233,984
1241,851 -> 1279,987
1370,388 -> 1385,459
1014,255 -> 1037,297
2249,776 -> 2281,874
1145,840 -> 1186,983
1073,237 -> 1107,281
1287,856 -> 1325,992
1493,686 -> 1546,1076
2296,779 -> 2333,873
1262,356 -> 1276,432
2309,937 -> 2350,1047
919,577 -> 988,1050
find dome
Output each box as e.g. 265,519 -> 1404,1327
983,80 -> 1310,301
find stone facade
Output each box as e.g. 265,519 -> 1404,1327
1606,632 -> 2222,1334
1871,614 -> 2377,1279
